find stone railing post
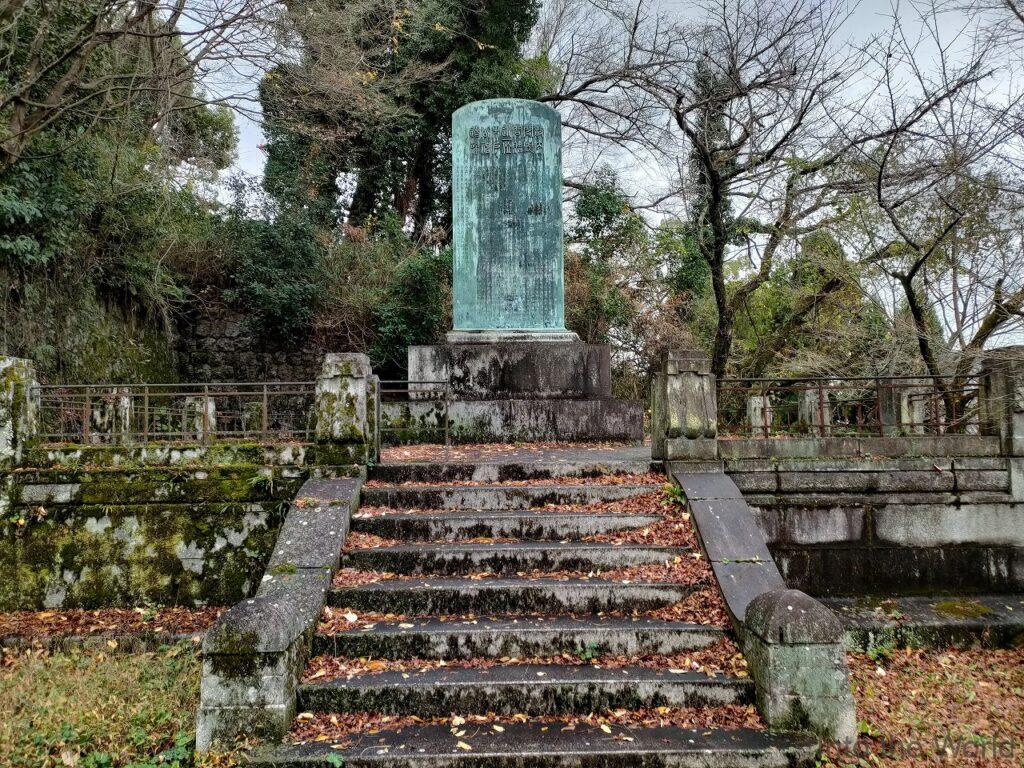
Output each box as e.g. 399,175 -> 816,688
746,395 -> 772,438
0,356 -> 38,470
879,377 -> 931,436
651,350 -> 717,460
314,353 -> 379,465
743,589 -> 857,746
980,346 -> 1024,457
182,395 -> 217,442
797,387 -> 831,437
980,346 -> 1024,501
89,387 -> 134,444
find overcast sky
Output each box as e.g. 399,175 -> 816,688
222,0 -> 1000,183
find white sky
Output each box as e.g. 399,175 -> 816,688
225,0 -> 979,182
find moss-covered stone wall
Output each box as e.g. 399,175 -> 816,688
0,450 -> 308,610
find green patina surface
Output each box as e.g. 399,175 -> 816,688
452,99 -> 566,332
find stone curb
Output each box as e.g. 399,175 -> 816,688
669,462 -> 856,747
196,473 -> 363,752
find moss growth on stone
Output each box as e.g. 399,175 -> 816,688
933,599 -> 994,619
1,459 -> 299,610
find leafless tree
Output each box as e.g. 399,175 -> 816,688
540,0 -> 1018,379
846,0 -> 1024,414
0,0 -> 281,172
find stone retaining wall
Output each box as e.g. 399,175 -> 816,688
178,302 -> 323,383
0,457 -> 307,610
0,353 -> 380,611
726,456 -> 1024,595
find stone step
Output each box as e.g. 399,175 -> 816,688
314,616 -> 725,659
824,593 -> 1024,650
369,458 -> 659,484
328,578 -> 694,614
360,484 -> 660,511
252,724 -> 819,767
343,542 -> 687,575
13,466 -> 301,505
298,664 -> 752,716
351,511 -> 663,541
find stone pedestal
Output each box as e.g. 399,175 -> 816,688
406,341 -> 641,442
410,341 -> 609,400
424,99 -> 642,443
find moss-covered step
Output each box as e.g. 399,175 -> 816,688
297,664 -> 752,716
343,542 -> 688,576
22,442 -> 313,469
824,593 -> 1024,650
360,483 -> 660,510
249,724 -> 819,768
0,501 -> 287,610
368,456 -> 658,484
12,466 -> 303,505
314,616 -> 725,659
352,511 -> 663,541
328,578 -> 695,615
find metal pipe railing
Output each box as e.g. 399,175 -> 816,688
716,375 -> 980,438
32,381 -> 317,444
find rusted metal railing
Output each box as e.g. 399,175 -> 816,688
717,375 -> 980,438
33,382 -> 316,444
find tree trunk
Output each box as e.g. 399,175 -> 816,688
348,170 -> 379,225
412,137 -> 435,241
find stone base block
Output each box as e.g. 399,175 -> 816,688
744,589 -> 856,746
382,398 -> 643,443
665,438 -> 718,460
409,342 -> 610,400
446,330 -> 581,344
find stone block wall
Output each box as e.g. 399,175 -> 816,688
178,302 -> 323,383
0,453 -> 307,610
0,351 -> 381,611
727,456 -> 1024,595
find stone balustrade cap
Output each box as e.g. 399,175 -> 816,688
202,596 -> 308,655
319,353 -> 371,379
665,350 -> 711,375
981,345 -> 1024,368
745,588 -> 843,645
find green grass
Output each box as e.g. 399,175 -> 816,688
0,643 -> 201,767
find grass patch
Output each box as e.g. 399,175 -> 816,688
1,643 -> 201,767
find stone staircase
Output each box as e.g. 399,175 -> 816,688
250,451 -> 818,766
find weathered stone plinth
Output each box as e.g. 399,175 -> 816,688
651,350 -> 717,460
406,341 -> 641,442
744,589 -> 856,746
410,341 -> 609,400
